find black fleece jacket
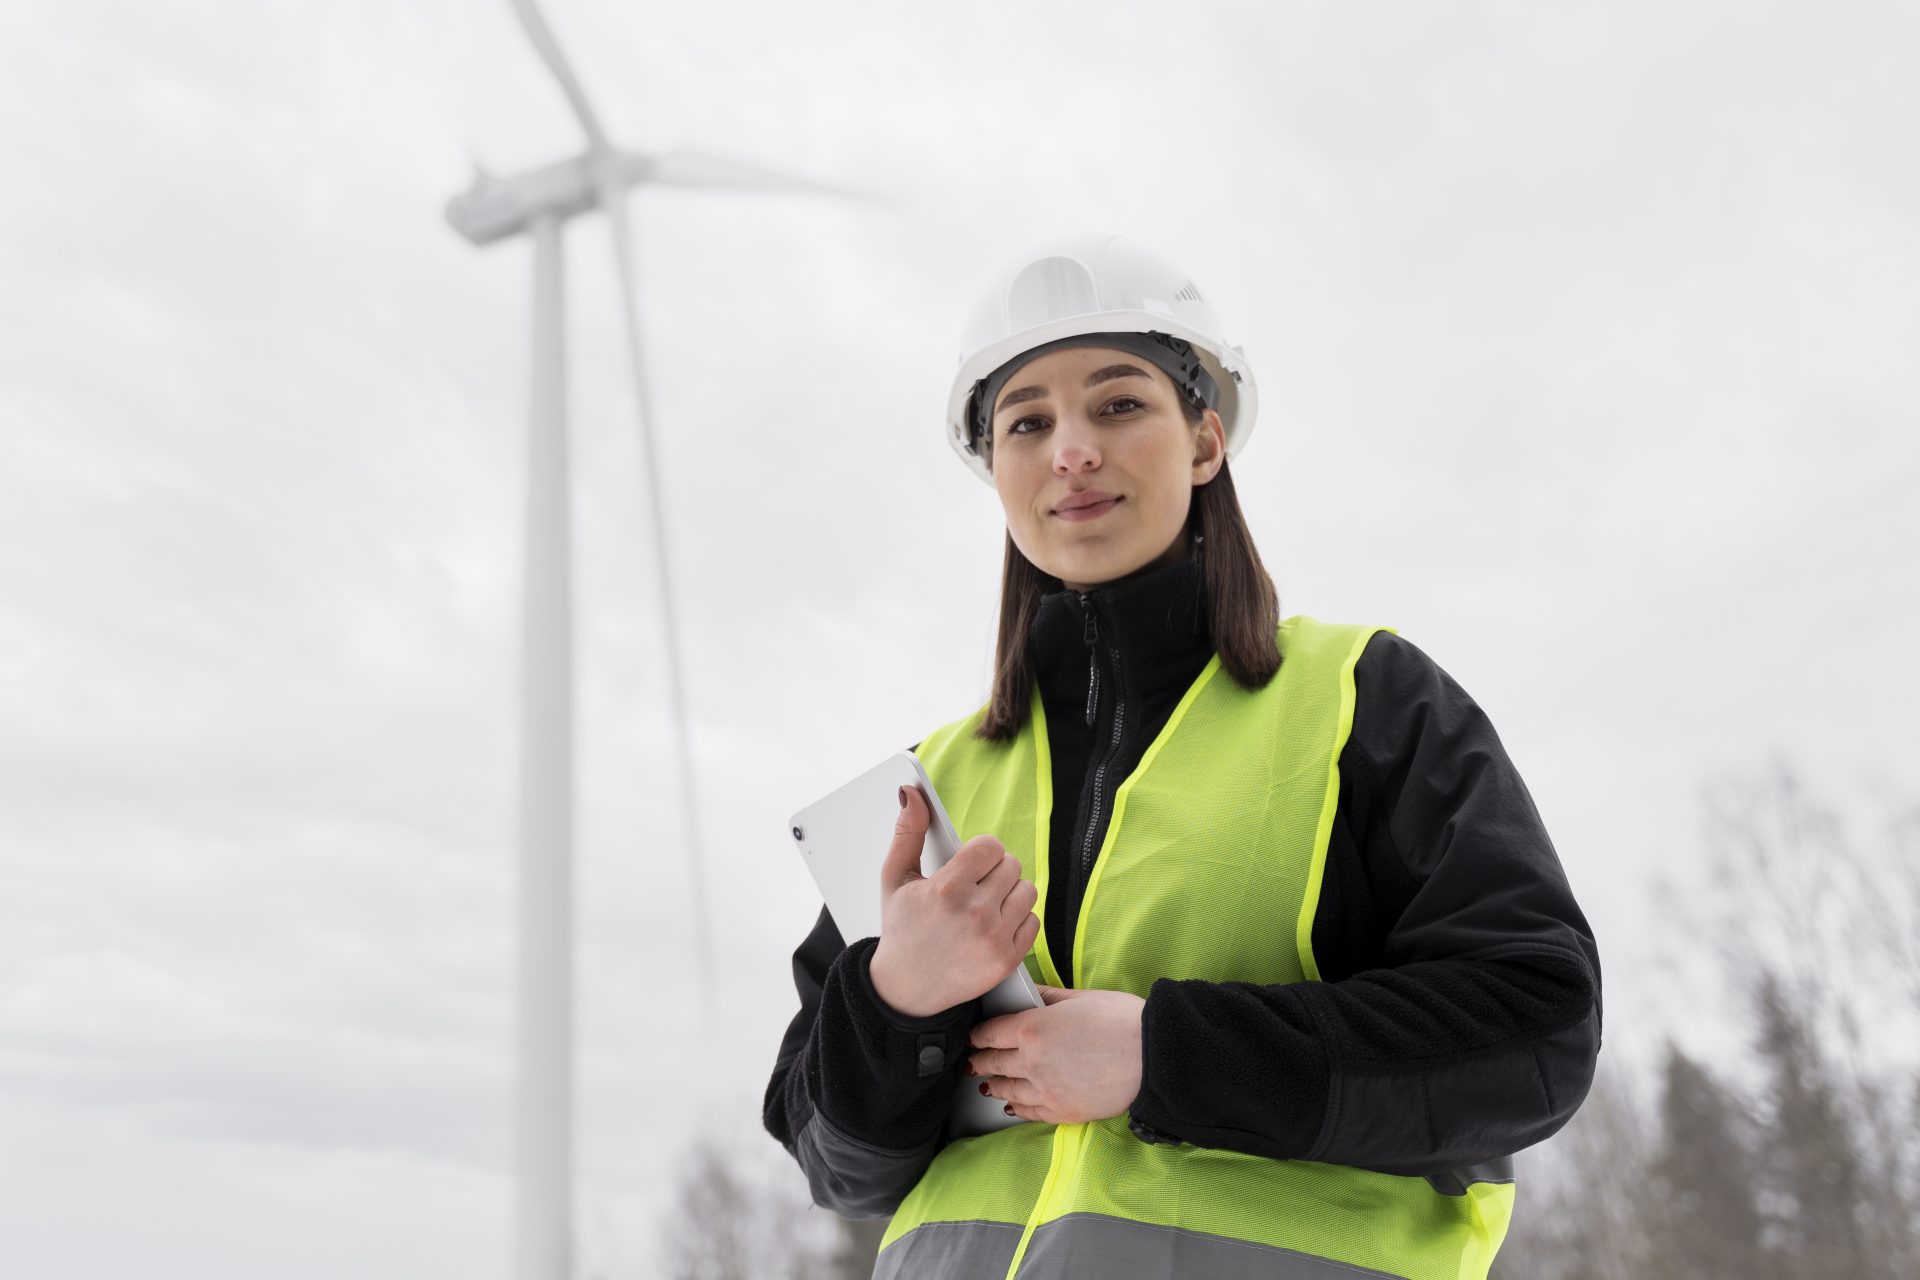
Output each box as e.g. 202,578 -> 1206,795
763,545 -> 1603,1215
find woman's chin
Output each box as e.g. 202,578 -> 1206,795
1049,555 -> 1134,590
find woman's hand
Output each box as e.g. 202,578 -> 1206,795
965,985 -> 1146,1125
867,784 -> 1042,1019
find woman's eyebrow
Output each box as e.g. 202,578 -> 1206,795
995,364 -> 1154,417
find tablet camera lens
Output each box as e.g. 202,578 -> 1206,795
792,826 -> 804,842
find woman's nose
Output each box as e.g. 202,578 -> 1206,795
1052,418 -> 1101,473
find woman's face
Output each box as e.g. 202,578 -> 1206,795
989,344 -> 1225,592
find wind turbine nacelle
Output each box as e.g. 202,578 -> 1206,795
444,153 -> 604,246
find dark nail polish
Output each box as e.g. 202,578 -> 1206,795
897,785 -> 908,808
1003,1104 -> 1015,1116
978,1081 -> 990,1095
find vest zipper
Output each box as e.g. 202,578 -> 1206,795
1001,600 -> 1219,1280
1081,596 -> 1099,728
1075,592 -> 1129,885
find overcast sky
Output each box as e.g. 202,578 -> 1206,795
2,1 -> 1916,1276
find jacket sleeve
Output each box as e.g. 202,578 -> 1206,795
762,899 -> 987,1218
1127,630 -> 1604,1176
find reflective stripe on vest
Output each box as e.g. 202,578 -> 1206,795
875,615 -> 1516,1280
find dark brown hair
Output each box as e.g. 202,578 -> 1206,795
974,391 -> 1282,742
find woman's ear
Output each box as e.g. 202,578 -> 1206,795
1191,410 -> 1226,484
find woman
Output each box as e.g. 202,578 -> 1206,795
764,233 -> 1602,1280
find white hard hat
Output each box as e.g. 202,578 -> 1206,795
945,232 -> 1258,487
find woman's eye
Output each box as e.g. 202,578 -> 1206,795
1005,399 -> 1142,438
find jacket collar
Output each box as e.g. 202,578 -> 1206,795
1027,538 -> 1213,715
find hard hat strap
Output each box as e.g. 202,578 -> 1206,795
965,330 -> 1222,459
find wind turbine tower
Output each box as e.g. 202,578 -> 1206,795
444,3 -> 856,1277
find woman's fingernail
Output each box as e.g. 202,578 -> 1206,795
1003,1104 -> 1015,1116
978,1081 -> 990,1095
897,786 -> 908,808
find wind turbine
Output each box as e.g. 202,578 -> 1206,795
444,3 -> 860,1277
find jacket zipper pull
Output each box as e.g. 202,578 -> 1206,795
1080,593 -> 1099,729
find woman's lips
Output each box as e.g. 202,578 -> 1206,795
1054,496 -> 1122,523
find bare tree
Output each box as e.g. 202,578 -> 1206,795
1861,794 -> 1920,1015
1643,1041 -> 1768,1277
823,1218 -> 888,1280
1694,761 -> 1920,1277
1492,1056 -> 1655,1280
1750,967 -> 1877,1277
658,1137 -> 757,1280
1497,758 -> 1917,1278
656,1131 -> 859,1280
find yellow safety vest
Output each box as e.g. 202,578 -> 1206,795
875,615 -> 1515,1280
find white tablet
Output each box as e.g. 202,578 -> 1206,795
789,748 -> 1044,1138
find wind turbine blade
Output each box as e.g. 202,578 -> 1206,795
614,147 -> 881,203
596,170 -> 723,1023
509,0 -> 609,153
